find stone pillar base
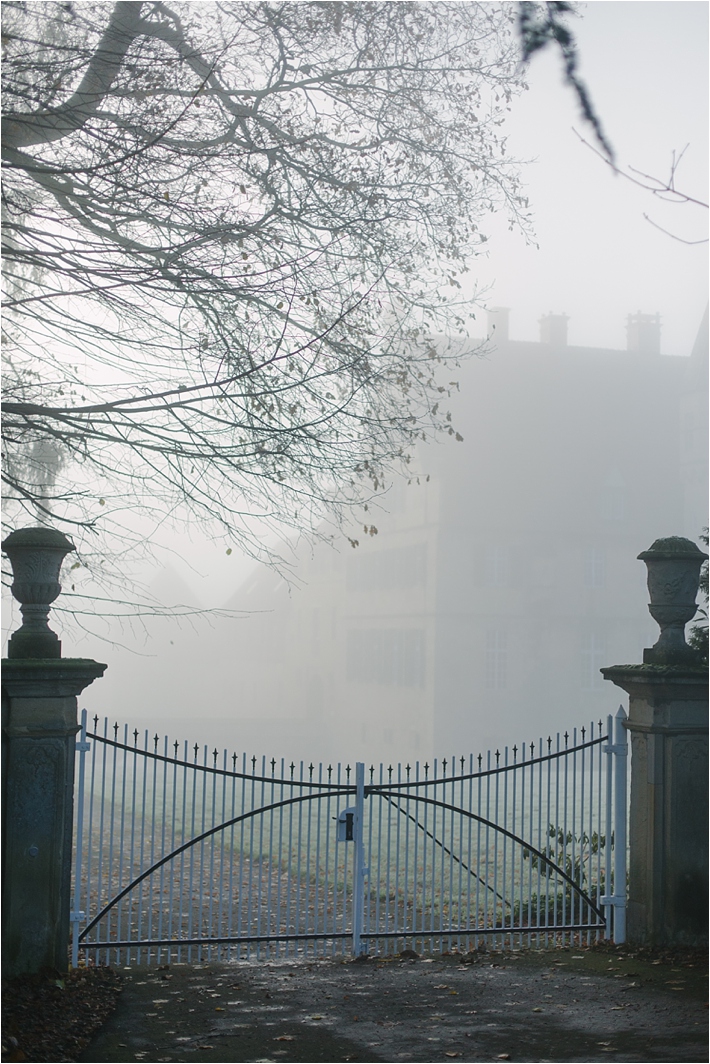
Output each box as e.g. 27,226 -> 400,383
2,658 -> 106,976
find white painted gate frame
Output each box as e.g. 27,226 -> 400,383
71,708 -> 628,965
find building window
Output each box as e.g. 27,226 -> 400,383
347,629 -> 425,687
347,543 -> 427,593
485,627 -> 507,689
581,632 -> 607,689
584,548 -> 605,588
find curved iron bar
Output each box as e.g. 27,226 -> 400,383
81,779 -> 605,944
89,930 -> 352,950
86,730 -> 354,790
86,731 -> 606,791
380,794 -> 507,904
80,787 -> 354,939
368,734 -> 608,791
372,790 -> 606,922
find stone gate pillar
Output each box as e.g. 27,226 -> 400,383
602,537 -> 708,946
2,527 -> 106,975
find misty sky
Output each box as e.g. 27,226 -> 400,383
472,0 -> 708,357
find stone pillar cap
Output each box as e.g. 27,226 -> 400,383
637,536 -> 708,561
2,526 -> 76,553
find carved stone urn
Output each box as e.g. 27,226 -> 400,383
637,536 -> 708,665
2,526 -> 76,659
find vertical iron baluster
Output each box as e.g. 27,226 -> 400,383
501,747 -> 509,944
144,735 -> 158,963
520,744 -> 529,948
278,757 -> 288,958
106,724 -> 120,965
95,719 -> 109,964
255,755 -> 266,960
246,754 -> 256,958
314,762 -> 323,957
166,738 -> 179,963
485,748 -> 492,944
535,737 -> 542,949
134,730 -> 149,966
466,753 -> 474,951
510,748 -> 519,948
177,739 -> 189,963
216,749 -> 229,961
155,735 -> 168,963
265,756 -> 276,958
544,739 -> 552,947
410,762 -> 419,944
226,753 -> 238,960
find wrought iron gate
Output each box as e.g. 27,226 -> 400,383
71,709 -> 627,965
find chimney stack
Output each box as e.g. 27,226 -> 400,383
486,307 -> 510,342
539,312 -> 569,347
626,312 -> 661,354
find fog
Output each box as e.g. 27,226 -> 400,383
3,2 -> 708,768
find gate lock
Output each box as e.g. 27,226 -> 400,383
336,806 -> 356,842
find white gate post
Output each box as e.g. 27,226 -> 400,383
352,762 -> 368,956
612,706 -> 628,943
602,706 -> 628,943
70,708 -> 90,967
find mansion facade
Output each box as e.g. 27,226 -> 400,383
225,308 -> 708,764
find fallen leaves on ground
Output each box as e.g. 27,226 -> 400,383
1,965 -> 122,1063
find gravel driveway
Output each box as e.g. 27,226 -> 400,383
76,945 -> 707,1064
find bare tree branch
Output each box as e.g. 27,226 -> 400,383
2,1 -> 531,609
574,129 -> 708,245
